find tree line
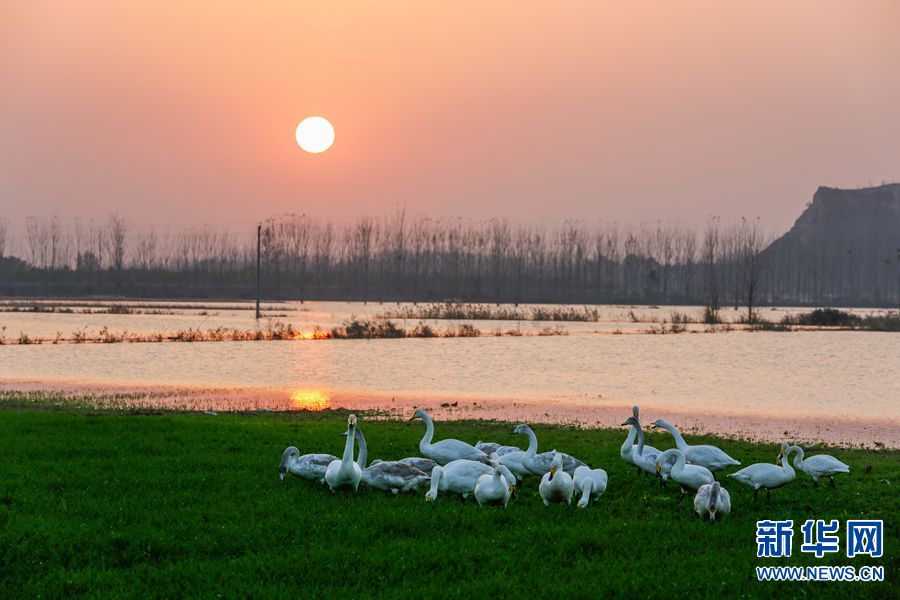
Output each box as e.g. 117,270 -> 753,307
0,211 -> 897,311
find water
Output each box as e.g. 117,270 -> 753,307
1,300 -> 898,447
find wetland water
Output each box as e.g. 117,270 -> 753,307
1,300 -> 898,447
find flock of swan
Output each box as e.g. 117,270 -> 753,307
279,406 -> 851,519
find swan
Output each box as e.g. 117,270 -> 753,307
279,446 -> 338,483
573,466 -> 608,508
348,428 -> 431,494
620,406 -> 660,472
324,414 -> 363,492
369,457 -> 439,474
511,423 -> 586,476
476,441 -> 502,455
728,445 -> 797,500
777,443 -> 850,487
539,453 -> 575,506
655,448 -> 714,496
474,468 -> 514,507
694,482 -> 731,521
490,448 -> 532,482
425,460 -> 517,502
411,409 -> 490,465
622,416 -> 668,479
652,419 -> 740,475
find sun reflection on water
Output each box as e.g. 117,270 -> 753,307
289,389 -> 331,411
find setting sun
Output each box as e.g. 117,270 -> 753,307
295,116 -> 334,153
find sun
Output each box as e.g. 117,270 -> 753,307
295,116 -> 334,153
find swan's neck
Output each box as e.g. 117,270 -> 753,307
782,447 -> 797,477
580,479 -> 593,504
664,422 -> 688,451
355,430 -> 367,468
419,414 -> 435,451
708,482 -> 720,513
636,426 -> 646,456
791,446 -> 804,468
342,425 -> 356,467
525,427 -> 538,457
671,449 -> 686,473
428,466 -> 442,497
621,425 -> 637,453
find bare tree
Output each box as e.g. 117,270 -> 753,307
736,217 -> 767,324
0,218 -> 7,260
104,214 -> 128,270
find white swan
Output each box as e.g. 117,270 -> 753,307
411,409 -> 489,465
573,466 -> 608,508
694,482 -> 731,521
652,419 -> 740,475
350,428 -> 430,494
539,453 -> 575,506
476,441 -> 502,455
324,414 -> 363,492
511,423 -> 586,476
655,448 -> 714,496
620,406 -> 659,471
474,468 -> 513,507
778,443 -> 850,487
369,457 -> 439,474
490,448 -> 532,481
279,446 -> 338,483
622,416 -> 669,479
425,460 -> 517,502
728,445 -> 797,500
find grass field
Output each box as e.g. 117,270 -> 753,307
0,405 -> 896,598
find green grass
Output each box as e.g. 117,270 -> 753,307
0,406 -> 896,598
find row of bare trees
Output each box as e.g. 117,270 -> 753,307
0,211 -> 896,307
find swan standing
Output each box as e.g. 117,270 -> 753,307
728,445 -> 797,500
777,443 -> 849,487
324,414 -> 363,492
655,448 -> 714,497
279,446 -> 338,483
573,466 -> 608,508
425,460 -> 517,502
652,419 -> 740,475
474,468 -> 513,507
511,423 -> 586,476
694,482 -> 731,521
622,416 -> 668,479
621,406 -> 659,472
539,453 -> 575,506
411,409 -> 489,465
350,428 -> 431,494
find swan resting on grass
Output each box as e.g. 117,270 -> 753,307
777,443 -> 849,487
511,423 -> 586,476
652,419 -> 740,475
694,482 -> 731,521
425,460 -> 517,502
539,453 -> 575,506
411,409 -> 490,465
474,468 -> 514,507
347,428 -> 431,494
573,466 -> 608,508
324,414 -> 363,492
279,447 -> 339,483
655,448 -> 714,496
371,457 -> 439,475
728,446 -> 797,500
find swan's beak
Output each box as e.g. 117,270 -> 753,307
509,485 -> 515,494
550,467 -> 557,477
620,421 -> 629,426
424,495 -> 432,502
776,459 -> 782,466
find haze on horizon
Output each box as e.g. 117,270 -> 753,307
1,1 -> 899,234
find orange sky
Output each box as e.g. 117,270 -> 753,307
1,1 -> 899,232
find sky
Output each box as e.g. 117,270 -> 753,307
1,0 -> 899,235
